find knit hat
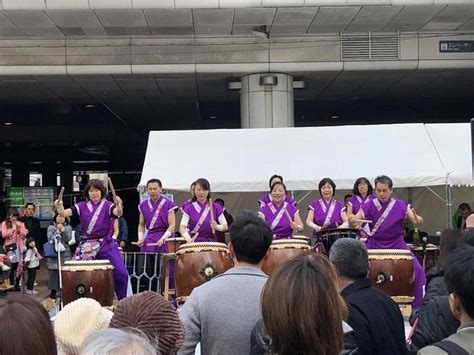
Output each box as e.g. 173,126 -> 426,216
110,291 -> 184,354
54,298 -> 113,354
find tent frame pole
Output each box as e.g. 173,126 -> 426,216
445,179 -> 453,228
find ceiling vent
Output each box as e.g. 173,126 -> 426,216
341,32 -> 399,61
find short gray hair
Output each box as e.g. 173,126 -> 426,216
329,238 -> 368,280
78,328 -> 156,355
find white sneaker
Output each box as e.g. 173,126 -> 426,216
26,289 -> 38,295
34,281 -> 38,286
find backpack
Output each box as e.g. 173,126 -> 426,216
432,340 -> 469,355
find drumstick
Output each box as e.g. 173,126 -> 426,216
354,219 -> 373,224
191,232 -> 199,243
57,186 -> 65,202
107,178 -> 117,200
284,207 -> 296,233
147,242 -> 160,246
209,199 -> 215,235
131,242 -> 140,245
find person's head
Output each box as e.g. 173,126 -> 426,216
84,179 -> 107,202
444,245 -> 474,322
0,295 -> 57,355
5,212 -> 20,228
261,254 -> 347,355
109,291 -> 184,354
329,238 -> 368,285
192,178 -> 211,202
352,177 -> 373,197
189,181 -> 196,197
53,213 -> 67,226
270,181 -> 287,205
461,228 -> 474,247
26,237 -> 36,249
54,298 -> 113,355
318,178 -> 336,200
146,179 -> 163,200
268,175 -> 283,189
214,198 -> 225,207
229,211 -> 273,265
25,203 -> 36,217
344,194 -> 352,206
459,203 -> 472,218
79,328 -> 155,355
438,229 -> 463,271
374,175 -> 393,202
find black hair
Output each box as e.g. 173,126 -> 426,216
444,245 -> 474,318
268,175 -> 283,189
229,211 -> 273,264
318,178 -> 336,197
459,203 -> 471,211
329,239 -> 368,280
25,203 -> 35,208
214,198 -> 225,206
26,237 -> 36,248
83,179 -> 106,200
374,175 -> 393,189
192,178 -> 211,202
352,177 -> 373,197
146,179 -> 162,188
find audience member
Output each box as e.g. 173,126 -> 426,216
54,298 -> 113,355
20,203 -> 42,246
1,212 -> 28,290
46,213 -> 73,300
418,246 -> 474,354
214,198 -> 233,243
0,295 -> 57,354
329,238 -> 406,355
24,237 -> 42,294
454,203 -> 472,229
110,291 -> 184,354
78,328 -> 155,355
178,211 -> 273,354
257,254 -> 349,355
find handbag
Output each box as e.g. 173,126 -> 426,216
43,241 -> 58,258
5,243 -> 17,252
68,230 -> 76,246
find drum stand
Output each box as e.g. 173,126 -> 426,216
55,235 -> 64,310
161,253 -> 176,302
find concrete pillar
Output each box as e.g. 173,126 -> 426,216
240,73 -> 294,128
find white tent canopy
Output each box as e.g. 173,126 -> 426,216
139,123 -> 473,192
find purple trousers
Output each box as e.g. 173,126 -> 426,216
96,241 -> 129,300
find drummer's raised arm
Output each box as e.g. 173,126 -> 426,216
346,203 -> 354,218
406,208 -> 423,226
341,209 -> 348,223
54,199 -> 73,218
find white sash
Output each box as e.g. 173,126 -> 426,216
321,200 -> 336,229
148,198 -> 166,230
368,198 -> 396,236
191,203 -> 210,235
86,200 -> 106,235
270,202 -> 288,230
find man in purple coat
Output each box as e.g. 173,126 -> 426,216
350,175 -> 426,309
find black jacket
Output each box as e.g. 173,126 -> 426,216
407,296 -> 459,354
424,266 -> 448,302
341,277 -> 407,355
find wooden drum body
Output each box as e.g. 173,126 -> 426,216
367,249 -> 415,304
320,228 -> 360,254
409,244 -> 439,272
61,260 -> 114,306
174,242 -> 233,302
166,237 -> 187,254
262,239 -> 311,276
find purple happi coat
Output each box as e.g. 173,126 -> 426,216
139,196 -> 177,253
347,194 -> 372,215
361,196 -> 426,308
258,201 -> 299,239
73,199 -> 129,300
181,200 -> 224,242
308,198 -> 344,236
258,193 -> 297,208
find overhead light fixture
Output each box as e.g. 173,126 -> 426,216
85,104 -> 96,108
209,115 -> 217,119
252,25 -> 269,39
330,115 -> 340,119
4,122 -> 12,126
